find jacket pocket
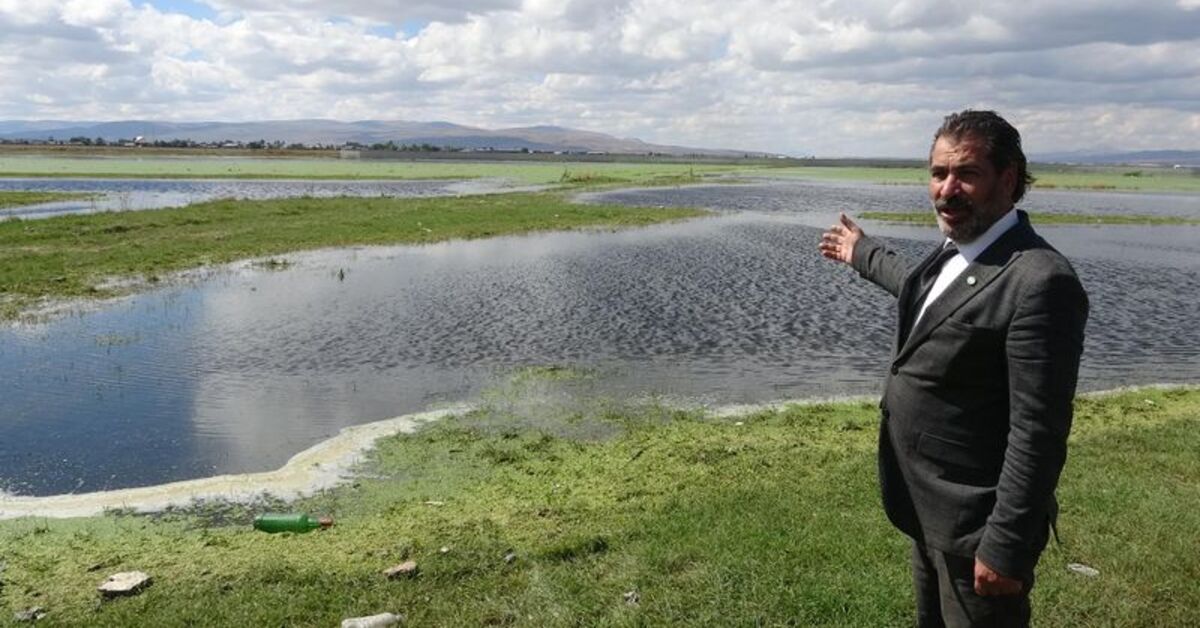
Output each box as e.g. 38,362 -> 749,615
918,432 -> 997,487
918,432 -> 978,467
941,316 -> 1002,336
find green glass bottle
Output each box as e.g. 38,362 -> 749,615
252,513 -> 334,533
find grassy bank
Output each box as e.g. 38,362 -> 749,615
0,155 -> 738,185
0,191 -> 93,209
859,211 -> 1200,226
1,386 -> 1196,625
4,154 -> 1198,194
0,192 -> 706,319
757,165 -> 1200,194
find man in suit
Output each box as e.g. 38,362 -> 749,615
818,110 -> 1088,627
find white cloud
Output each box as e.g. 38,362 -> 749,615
59,0 -> 129,27
0,0 -> 1198,155
205,0 -> 520,24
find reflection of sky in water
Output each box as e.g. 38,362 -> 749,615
2,179 -> 1199,496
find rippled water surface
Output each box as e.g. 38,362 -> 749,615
2,179 -> 1198,495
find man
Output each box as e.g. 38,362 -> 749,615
818,110 -> 1088,627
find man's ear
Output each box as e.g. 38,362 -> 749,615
1000,166 -> 1017,201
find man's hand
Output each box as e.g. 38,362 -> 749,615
974,558 -> 1023,596
819,213 -> 864,265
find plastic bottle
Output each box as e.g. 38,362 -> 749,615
252,513 -> 334,533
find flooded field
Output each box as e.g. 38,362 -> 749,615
0,177 -> 520,219
1,179 -> 1198,496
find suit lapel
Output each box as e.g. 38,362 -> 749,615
895,247 -> 944,348
895,213 -> 1037,361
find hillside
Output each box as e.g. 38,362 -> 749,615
0,119 -> 766,157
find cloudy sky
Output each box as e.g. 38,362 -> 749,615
2,0 -> 1199,156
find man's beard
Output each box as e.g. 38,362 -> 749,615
934,195 -> 1002,243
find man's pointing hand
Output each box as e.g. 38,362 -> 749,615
819,213 -> 864,265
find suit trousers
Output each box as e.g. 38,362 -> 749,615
911,542 -> 1032,628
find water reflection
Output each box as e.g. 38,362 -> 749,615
1,179 -> 1198,495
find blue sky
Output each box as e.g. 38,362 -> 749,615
136,1 -> 428,36
135,0 -> 218,21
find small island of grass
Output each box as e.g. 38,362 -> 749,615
0,191 -> 707,320
0,190 -> 95,209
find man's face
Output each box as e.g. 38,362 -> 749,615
928,134 -> 1015,243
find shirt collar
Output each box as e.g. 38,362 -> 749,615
947,207 -> 1018,262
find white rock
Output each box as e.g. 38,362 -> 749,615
341,612 -> 403,628
97,571 -> 152,597
384,561 -> 419,579
1067,563 -> 1100,577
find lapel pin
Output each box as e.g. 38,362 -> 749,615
966,276 -> 977,286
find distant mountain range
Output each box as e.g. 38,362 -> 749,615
0,119 -> 767,157
4,119 -> 1194,164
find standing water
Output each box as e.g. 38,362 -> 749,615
1,179 -> 1198,496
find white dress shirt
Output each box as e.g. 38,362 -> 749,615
912,208 -> 1019,329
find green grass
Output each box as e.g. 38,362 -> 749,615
1,386 -> 1197,626
754,165 -> 1200,194
0,192 -> 707,320
858,211 -> 1200,226
1026,167 -> 1200,194
6,155 -> 1197,194
0,191 -> 93,209
0,155 -> 739,185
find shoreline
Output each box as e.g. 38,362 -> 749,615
3,384 -> 1193,520
0,406 -> 465,520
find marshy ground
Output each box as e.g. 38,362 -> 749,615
1,385 -> 1196,626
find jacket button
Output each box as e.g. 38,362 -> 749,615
890,365 -> 899,375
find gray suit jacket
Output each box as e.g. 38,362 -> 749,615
851,211 -> 1088,578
